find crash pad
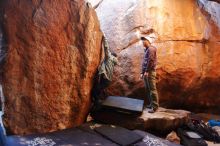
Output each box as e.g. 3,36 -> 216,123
94,124 -> 143,146
2,127 -> 117,146
133,130 -> 182,146
101,96 -> 144,114
0,120 -> 182,146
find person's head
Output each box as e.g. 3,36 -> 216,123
141,37 -> 151,48
111,52 -> 117,57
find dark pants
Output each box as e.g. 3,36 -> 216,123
91,73 -> 110,110
92,74 -> 110,99
144,71 -> 159,109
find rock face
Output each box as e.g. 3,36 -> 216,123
1,0 -> 102,135
92,107 -> 190,134
0,27 -> 6,68
0,14 -> 6,111
166,131 -> 181,145
89,0 -> 220,113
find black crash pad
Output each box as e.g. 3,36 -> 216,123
101,96 -> 144,114
3,128 -> 117,146
94,124 -> 143,146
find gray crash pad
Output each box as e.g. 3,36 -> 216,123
133,130 -> 182,146
101,96 -> 144,114
94,124 -> 143,146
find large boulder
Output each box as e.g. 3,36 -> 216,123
92,107 -> 190,134
1,0 -> 102,135
89,0 -> 220,113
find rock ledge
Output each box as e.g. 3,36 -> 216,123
92,107 -> 190,134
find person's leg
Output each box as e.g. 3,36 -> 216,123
99,74 -> 110,100
148,71 -> 159,110
144,76 -> 152,108
91,75 -> 101,112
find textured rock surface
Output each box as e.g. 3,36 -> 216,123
1,0 -> 102,135
91,107 -> 190,134
166,131 -> 181,145
89,0 -> 220,112
0,17 -> 6,111
208,0 -> 220,4
0,27 -> 6,67
199,0 -> 220,32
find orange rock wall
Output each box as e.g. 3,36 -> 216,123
1,0 -> 102,135
90,0 -> 220,112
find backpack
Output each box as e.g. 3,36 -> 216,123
187,118 -> 220,143
177,127 -> 207,146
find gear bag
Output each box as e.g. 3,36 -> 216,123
187,118 -> 220,143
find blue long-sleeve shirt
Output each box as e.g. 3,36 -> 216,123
141,46 -> 157,74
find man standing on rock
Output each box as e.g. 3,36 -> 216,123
140,36 -> 159,113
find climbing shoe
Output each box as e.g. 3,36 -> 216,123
148,108 -> 157,113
